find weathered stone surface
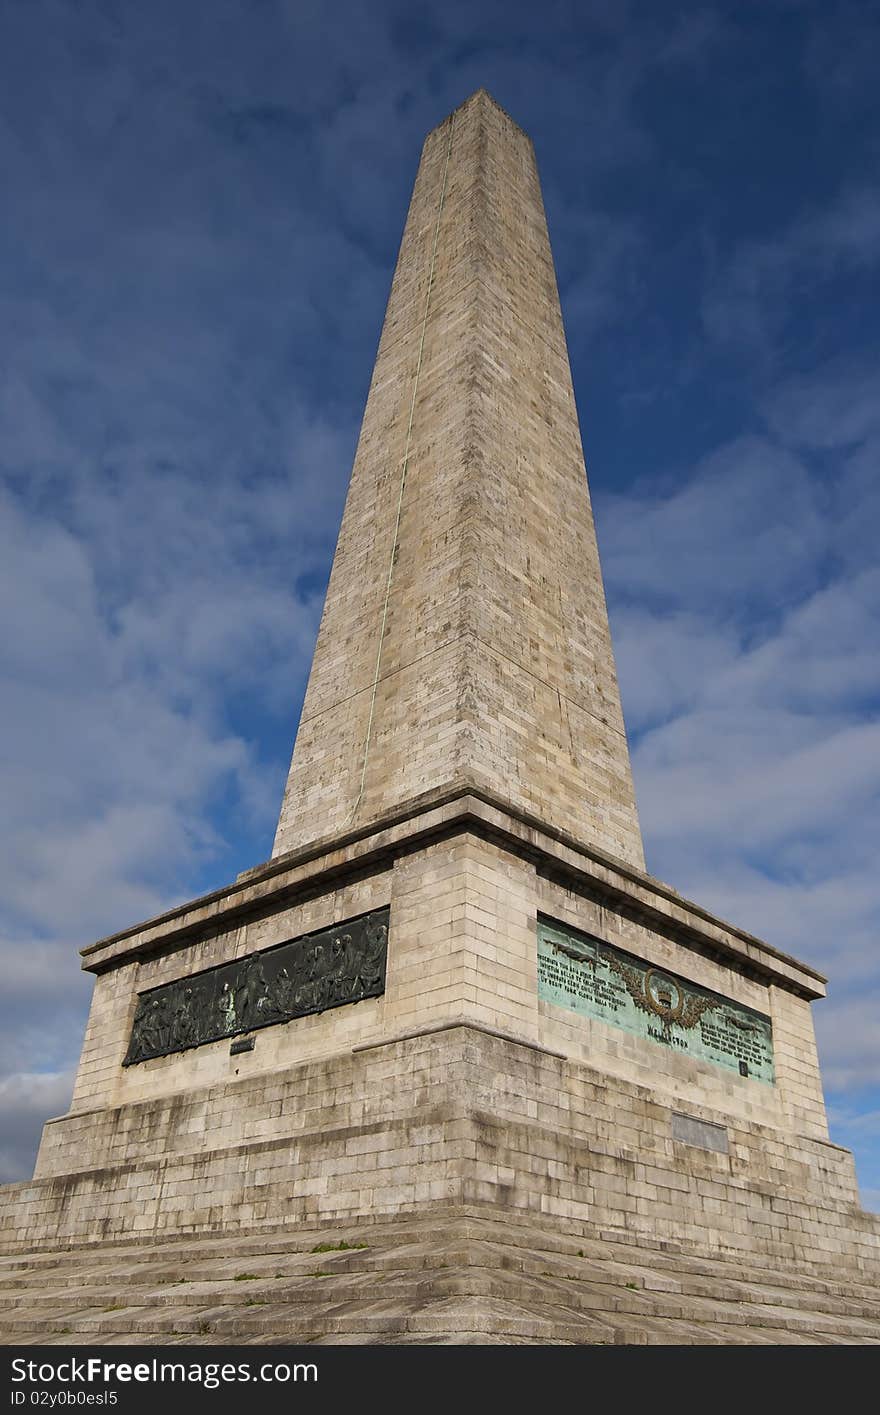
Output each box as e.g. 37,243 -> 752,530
6,1028 -> 878,1275
1,1207 -> 879,1346
272,89 -> 645,868
58,800 -> 829,1164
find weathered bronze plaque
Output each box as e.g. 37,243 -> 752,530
537,915 -> 774,1083
123,907 -> 389,1066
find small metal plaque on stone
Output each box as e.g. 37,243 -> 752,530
537,915 -> 774,1084
672,1112 -> 729,1154
123,906 -> 389,1066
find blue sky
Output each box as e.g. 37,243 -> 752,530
1,0 -> 878,1205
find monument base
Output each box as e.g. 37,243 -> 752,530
2,1022 -> 880,1343
2,789 -> 878,1340
2,1022 -> 877,1265
4,1202 -> 880,1346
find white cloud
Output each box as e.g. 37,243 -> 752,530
602,435 -> 825,613
0,371 -> 349,1182
0,1072 -> 75,1185
599,382 -> 880,1147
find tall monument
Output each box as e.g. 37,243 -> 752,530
2,91 -> 878,1345
273,89 -> 643,869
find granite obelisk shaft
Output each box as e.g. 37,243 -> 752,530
274,92 -> 643,867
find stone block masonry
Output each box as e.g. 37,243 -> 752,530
272,90 -> 644,868
49,793 -> 830,1160
6,790 -> 875,1294
3,1025 -> 878,1282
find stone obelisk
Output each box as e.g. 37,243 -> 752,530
3,93 -> 877,1347
274,90 -> 644,870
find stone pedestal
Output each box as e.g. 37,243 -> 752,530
4,787 -> 874,1283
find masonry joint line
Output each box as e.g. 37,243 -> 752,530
345,113 -> 456,826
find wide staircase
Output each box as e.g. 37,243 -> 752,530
1,1208 -> 879,1345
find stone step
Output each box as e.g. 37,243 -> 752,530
2,1209 -> 878,1345
2,1300 -> 870,1346
5,1250 -> 879,1327
2,1284 -> 878,1341
3,1218 -> 878,1308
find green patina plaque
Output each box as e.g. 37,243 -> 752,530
537,916 -> 774,1084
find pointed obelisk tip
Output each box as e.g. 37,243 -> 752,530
438,87 -> 530,139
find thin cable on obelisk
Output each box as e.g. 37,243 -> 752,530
344,112 -> 456,828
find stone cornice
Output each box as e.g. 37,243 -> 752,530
80,784 -> 825,999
